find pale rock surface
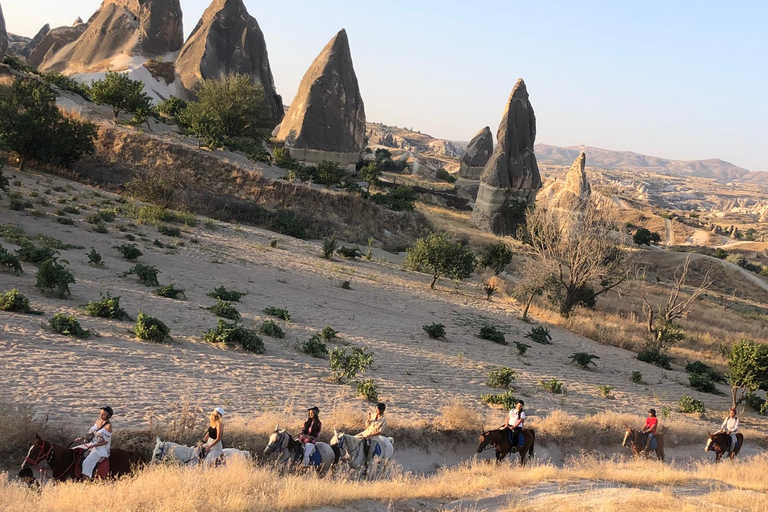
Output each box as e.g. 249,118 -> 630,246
0,4 -> 7,59
455,126 -> 493,201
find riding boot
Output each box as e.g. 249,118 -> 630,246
362,439 -> 370,475
643,436 -> 652,454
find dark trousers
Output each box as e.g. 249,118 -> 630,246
512,427 -> 522,451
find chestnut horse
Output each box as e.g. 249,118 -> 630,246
477,428 -> 535,465
705,432 -> 743,462
622,428 -> 665,461
21,434 -> 145,481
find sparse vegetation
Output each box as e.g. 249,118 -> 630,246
0,289 -> 40,314
486,367 -> 516,388
207,286 -> 247,302
482,281 -> 498,301
154,284 -> 187,300
0,246 -> 23,274
83,293 -> 129,320
678,395 -> 705,414
478,325 -> 506,344
570,352 -> 600,369
479,241 -> 513,275
203,319 -> 265,354
114,243 -> 143,260
434,168 -> 456,183
157,224 -> 181,237
481,389 -> 518,410
322,234 -> 338,260
514,341 -> 531,355
524,325 -> 552,344
301,335 -> 329,358
49,313 -> 90,338
259,320 -> 285,338
631,371 -> 643,384
329,346 -> 374,382
87,248 -> 103,266
207,300 -> 241,321
422,323 -> 446,339
633,227 -> 662,246
319,326 -> 339,341
121,264 -> 160,286
403,233 -> 476,289
16,241 -> 59,264
685,361 -> 726,384
35,259 -> 75,298
598,385 -> 613,397
540,378 -> 564,394
263,306 -> 290,321
356,379 -> 378,401
637,348 -> 673,370
337,246 -> 363,259
134,312 -> 170,343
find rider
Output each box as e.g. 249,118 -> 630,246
641,408 -> 658,453
356,402 -> 387,467
299,406 -> 322,465
79,406 -> 113,480
504,400 -> 525,453
199,407 -> 225,466
716,408 -> 739,453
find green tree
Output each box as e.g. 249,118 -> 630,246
177,101 -> 224,148
727,339 -> 768,408
403,233 -> 477,289
90,71 -> 152,124
633,227 -> 662,246
359,161 -> 382,186
479,240 -> 513,274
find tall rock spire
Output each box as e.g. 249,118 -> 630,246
471,79 -> 542,235
0,4 -> 8,59
455,126 -> 493,201
175,0 -> 283,128
557,151 -> 590,208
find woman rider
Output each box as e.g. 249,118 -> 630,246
641,408 -> 658,453
716,408 -> 739,453
299,406 -> 322,465
78,406 -> 113,480
504,400 -> 525,453
199,407 -> 225,466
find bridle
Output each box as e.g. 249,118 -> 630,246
265,431 -> 288,456
24,439 -> 54,468
336,433 -> 364,463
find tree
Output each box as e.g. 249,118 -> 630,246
176,101 -> 223,148
479,241 -> 514,275
0,80 -> 96,170
359,161 -> 382,186
633,227 -> 662,246
727,339 -> 768,408
403,233 -> 477,289
90,71 -> 152,124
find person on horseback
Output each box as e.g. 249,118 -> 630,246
78,406 -> 113,480
504,400 -> 525,453
356,402 -> 387,468
299,406 -> 322,465
641,408 -> 658,454
199,407 -> 225,466
715,408 -> 739,454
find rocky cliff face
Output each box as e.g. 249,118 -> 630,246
8,24 -> 50,59
456,126 -> 493,200
175,0 -> 283,128
0,5 -> 8,59
471,79 -> 541,235
276,29 -> 366,155
28,23 -> 88,71
366,125 -> 462,158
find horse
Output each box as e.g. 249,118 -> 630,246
330,430 -> 394,478
705,431 -> 743,462
22,434 -> 144,481
263,427 -> 336,474
476,428 -> 535,465
622,428 -> 665,461
151,437 -> 252,467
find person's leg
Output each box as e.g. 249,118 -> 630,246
643,433 -> 653,453
303,442 -> 314,466
513,427 -> 522,452
81,451 -> 100,479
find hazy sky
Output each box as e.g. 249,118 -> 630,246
4,1 -> 768,171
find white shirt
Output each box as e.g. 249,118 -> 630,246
89,422 -> 112,457
508,409 -> 525,428
720,416 -> 739,433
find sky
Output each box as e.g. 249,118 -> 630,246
4,0 -> 768,172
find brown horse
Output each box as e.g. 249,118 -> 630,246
622,428 -> 665,461
705,431 -> 743,462
21,434 -> 145,482
477,428 -> 535,465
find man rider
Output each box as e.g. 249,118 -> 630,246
356,402 -> 387,468
641,408 -> 658,453
716,408 -> 739,453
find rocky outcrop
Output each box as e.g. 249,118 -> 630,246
28,23 -> 88,71
7,24 -> 49,59
471,79 -> 541,235
73,17 -> 84,26
276,29 -> 366,164
36,0 -> 183,73
0,4 -> 8,59
455,126 -> 493,200
556,151 -> 590,208
175,0 -> 283,128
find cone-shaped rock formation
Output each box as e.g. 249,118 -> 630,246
455,126 -> 493,200
29,23 -> 88,71
471,79 -> 541,235
556,151 -> 590,208
175,0 -> 283,128
0,5 -> 8,59
276,29 -> 366,164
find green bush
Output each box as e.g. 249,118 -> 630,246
514,342 -> 531,355
540,378 -> 564,394
273,147 -> 298,169
86,210 -> 116,224
337,246 -> 363,259
637,349 -> 672,370
356,379 -> 378,401
319,326 -> 339,341
263,306 -> 290,321
301,334 -> 329,358
49,313 -> 90,338
157,224 -> 181,237
134,312 -> 170,342
524,325 -> 552,344
685,360 -> 726,383
0,246 -> 23,274
482,281 -> 498,301
631,371 -> 643,384
41,72 -> 90,99
422,323 -> 446,339
203,319 -> 265,354
478,325 -> 506,344
479,241 -> 513,275
90,71 -> 152,124
35,259 -> 75,298
207,286 -> 247,302
259,320 -> 285,338
83,293 -> 129,320
329,346 -> 374,382
207,300 -> 240,321
487,367 -> 516,388
322,235 -> 338,260
154,284 -> 186,300
16,242 -> 59,264
87,248 -> 103,266
570,352 -> 600,369
598,385 -> 613,397
678,395 -> 705,413
688,373 -> 720,394
434,168 -> 456,183
0,289 -> 40,314
121,264 -> 160,286
481,389 -> 518,410
744,392 -> 767,416
372,185 -> 417,211
114,243 -> 143,260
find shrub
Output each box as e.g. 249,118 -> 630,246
403,233 -> 477,289
631,371 -> 643,384
540,378 -> 564,394
337,246 -> 363,259
714,248 -> 728,259
155,97 -> 187,119
570,352 -> 600,369
0,246 -> 23,274
114,243 -> 143,260
16,242 -> 59,264
478,325 -> 506,344
259,320 -> 285,338
273,147 -> 298,169
514,342 -> 531,355
157,224 -> 181,237
55,216 -> 75,226
319,326 -> 339,341
329,346 -> 374,382
678,395 -> 705,414
744,392 -> 767,416
83,293 -> 129,320
301,335 -> 329,358
154,284 -> 186,300
35,259 -> 75,298
207,286 -> 247,302
90,71 -> 152,123
49,313 -> 90,338
481,389 -> 518,410
86,210 -> 116,224
524,325 -> 552,344
365,237 -> 374,261
685,360 -> 726,383
203,319 -> 265,354
688,373 -> 720,394
422,323 -> 446,339
637,349 -> 672,370
487,367 -> 516,388
479,241 -> 514,275
0,289 -> 40,314
134,312 -> 170,342
483,281 -> 498,301
207,300 -> 240,321
263,306 -> 290,321
598,385 -> 613,397
356,379 -> 378,401
435,168 -> 456,183
121,264 -> 160,286
41,72 -> 90,99
322,234 -> 338,260
87,248 -> 103,266
633,228 -> 662,246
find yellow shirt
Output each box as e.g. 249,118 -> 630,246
360,414 -> 387,437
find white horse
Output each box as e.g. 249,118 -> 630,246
330,430 -> 394,478
263,426 -> 336,474
151,437 -> 252,467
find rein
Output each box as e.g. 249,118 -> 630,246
24,440 -> 54,468
339,434 -> 364,464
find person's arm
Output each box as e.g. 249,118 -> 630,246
720,418 -> 728,432
200,431 -> 210,445
503,414 -> 511,429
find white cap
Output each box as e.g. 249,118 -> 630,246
214,407 -> 225,417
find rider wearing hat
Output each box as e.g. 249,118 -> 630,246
641,408 -> 658,453
504,400 -> 525,453
79,406 -> 113,480
356,402 -> 387,469
299,407 -> 322,466
716,408 -> 739,453
199,407 -> 225,466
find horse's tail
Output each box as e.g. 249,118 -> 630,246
529,429 -> 535,460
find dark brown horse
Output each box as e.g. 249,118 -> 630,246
477,428 -> 535,465
622,428 -> 665,461
705,432 -> 743,462
21,434 -> 145,482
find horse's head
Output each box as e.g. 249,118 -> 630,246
264,429 -> 286,456
22,434 -> 52,470
331,430 -> 348,453
151,437 -> 167,463
622,428 -> 634,448
705,431 -> 714,452
477,431 -> 492,453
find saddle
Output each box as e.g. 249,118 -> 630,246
505,429 -> 524,448
72,448 -> 110,479
640,433 -> 657,451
